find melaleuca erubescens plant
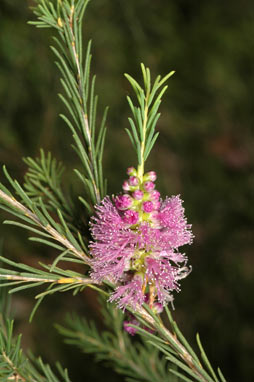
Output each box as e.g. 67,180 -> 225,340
0,1 -> 228,382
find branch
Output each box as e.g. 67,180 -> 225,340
57,302 -> 171,382
30,0 -> 108,208
0,315 -> 72,382
0,189 -> 89,263
0,273 -> 92,285
67,3 -> 101,203
125,64 -> 174,179
1,351 -> 26,382
132,304 -> 227,382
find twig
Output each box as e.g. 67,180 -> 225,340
136,306 -> 208,382
0,274 -> 94,285
0,190 -> 90,264
69,3 -> 101,203
2,351 -> 27,382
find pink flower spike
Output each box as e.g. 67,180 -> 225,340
133,190 -> 144,200
146,171 -> 157,182
123,210 -> 139,225
115,194 -> 133,210
127,167 -> 137,176
122,180 -> 130,191
150,190 -> 160,201
89,188 -> 193,311
143,181 -> 155,192
142,201 -> 154,213
129,176 -> 139,186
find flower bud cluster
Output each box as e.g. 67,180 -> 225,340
114,167 -> 161,227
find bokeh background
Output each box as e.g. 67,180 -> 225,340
0,0 -> 254,381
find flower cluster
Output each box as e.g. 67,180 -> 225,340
89,167 -> 193,311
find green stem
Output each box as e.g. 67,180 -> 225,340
137,95 -> 149,182
69,2 -> 101,203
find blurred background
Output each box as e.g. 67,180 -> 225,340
0,0 -> 254,381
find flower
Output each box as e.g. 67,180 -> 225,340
89,167 -> 193,311
115,194 -> 133,210
109,275 -> 145,309
126,167 -> 137,176
128,176 -> 139,186
123,210 -> 139,225
142,201 -> 154,213
123,318 -> 140,336
144,171 -> 157,182
150,190 -> 160,201
133,190 -> 144,200
143,181 -> 155,192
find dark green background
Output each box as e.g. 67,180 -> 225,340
0,0 -> 254,381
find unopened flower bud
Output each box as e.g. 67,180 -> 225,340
123,320 -> 139,335
132,190 -> 144,200
153,201 -> 161,210
150,190 -> 160,201
128,176 -> 139,187
115,194 -> 133,210
153,302 -> 163,314
126,167 -> 137,176
143,181 -> 155,192
123,210 -> 139,225
122,180 -> 130,191
149,211 -> 161,228
144,171 -> 157,182
142,201 -> 154,213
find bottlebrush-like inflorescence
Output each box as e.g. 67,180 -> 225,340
89,167 -> 193,311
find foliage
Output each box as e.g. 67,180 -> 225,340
23,150 -> 73,223
30,0 -> 108,211
0,290 -> 71,382
125,64 -> 174,178
56,294 -> 228,382
56,296 -> 173,382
